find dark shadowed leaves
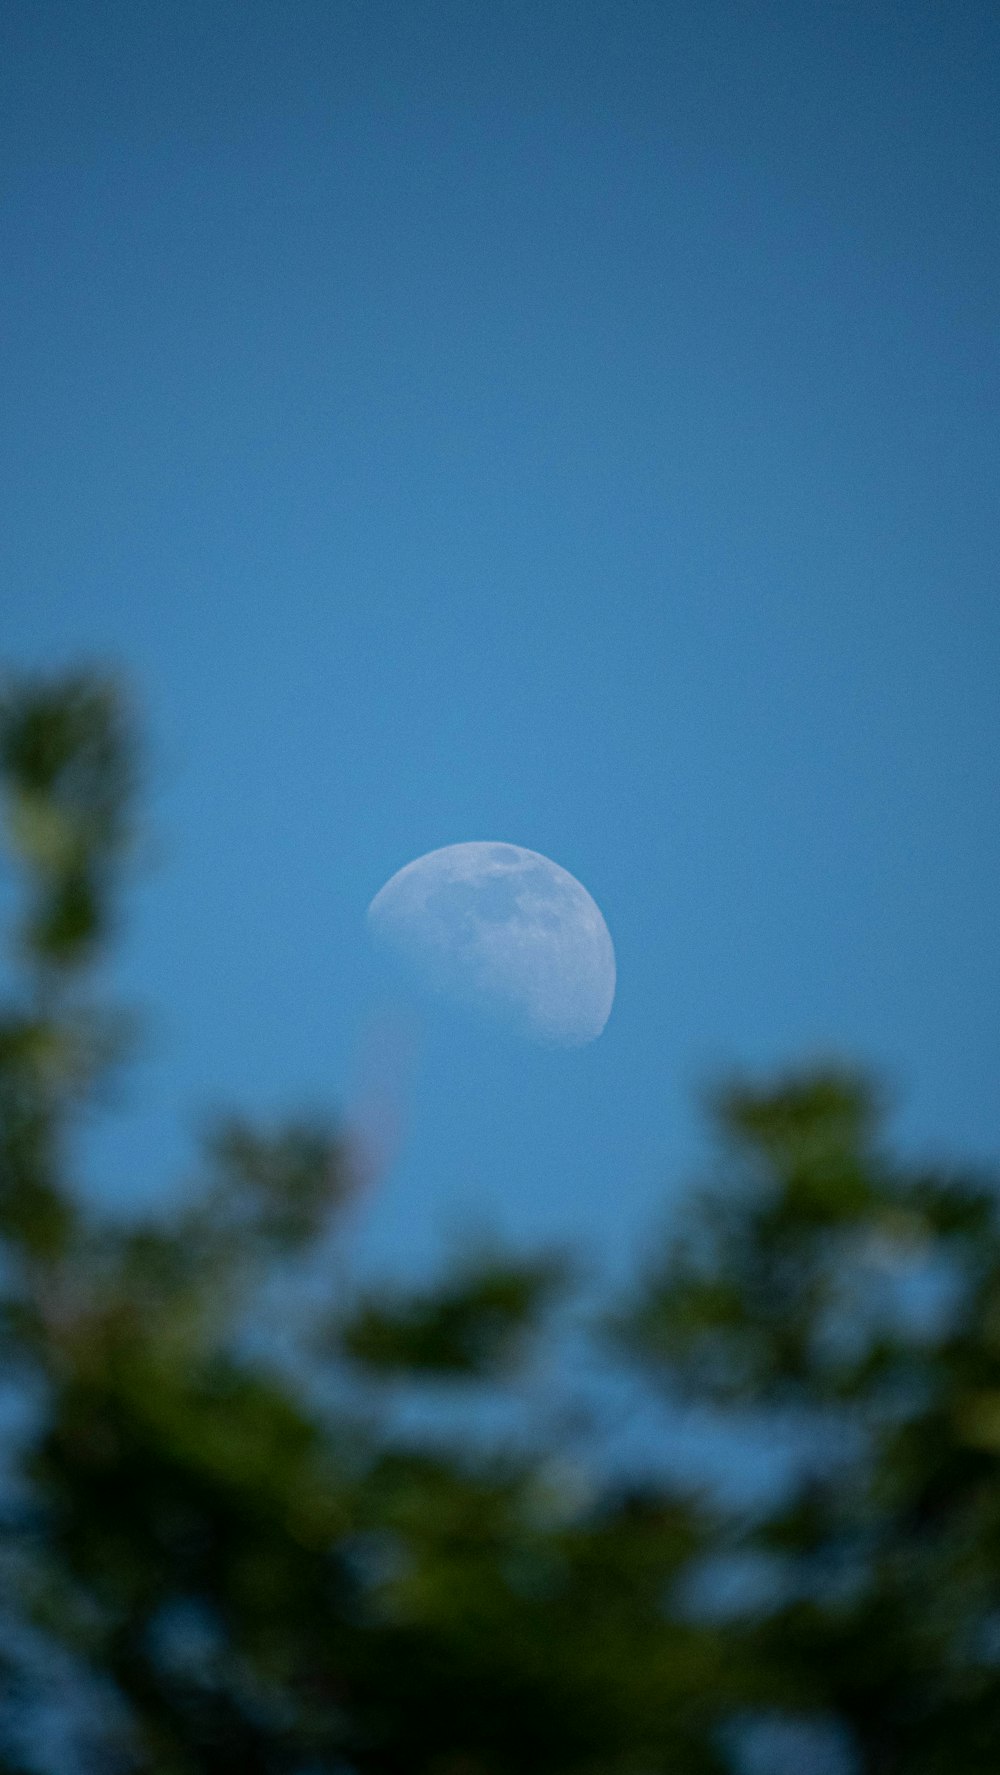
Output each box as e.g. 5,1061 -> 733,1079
335,1253 -> 570,1379
0,671 -> 135,970
203,1117 -> 350,1252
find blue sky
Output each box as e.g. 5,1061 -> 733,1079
2,0 -> 998,1281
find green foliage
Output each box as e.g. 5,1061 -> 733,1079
203,1117 -> 350,1253
0,671 -> 998,1775
337,1253 -> 569,1379
0,671 -> 135,971
614,1071 -> 1000,1772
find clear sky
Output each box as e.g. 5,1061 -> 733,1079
2,0 -> 998,1281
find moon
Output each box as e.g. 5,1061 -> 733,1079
366,842 -> 616,1046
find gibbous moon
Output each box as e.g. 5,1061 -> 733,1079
367,842 -> 615,1046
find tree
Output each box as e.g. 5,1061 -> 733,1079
0,671 -> 997,1774
615,1071 -> 1000,1773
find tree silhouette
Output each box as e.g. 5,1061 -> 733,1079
0,671 -> 997,1774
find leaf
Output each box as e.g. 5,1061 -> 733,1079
204,1116 -> 348,1249
337,1255 -> 569,1379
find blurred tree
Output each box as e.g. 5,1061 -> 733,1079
614,1076 -> 1000,1772
0,671 -> 997,1775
